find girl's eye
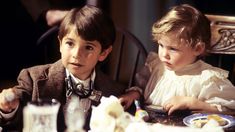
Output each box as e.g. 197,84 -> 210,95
169,47 -> 179,52
85,45 -> 94,51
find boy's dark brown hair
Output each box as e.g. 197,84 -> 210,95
152,4 -> 211,52
58,5 -> 116,50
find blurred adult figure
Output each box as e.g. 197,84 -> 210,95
20,0 -> 86,35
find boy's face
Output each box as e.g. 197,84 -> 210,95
59,29 -> 112,80
157,33 -> 202,71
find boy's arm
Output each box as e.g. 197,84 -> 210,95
127,52 -> 157,95
0,104 -> 19,121
0,88 -> 20,125
119,60 -> 152,110
0,68 -> 35,126
119,52 -> 158,110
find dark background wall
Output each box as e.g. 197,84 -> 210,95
0,1 -> 43,86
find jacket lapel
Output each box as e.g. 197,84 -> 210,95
37,60 -> 66,102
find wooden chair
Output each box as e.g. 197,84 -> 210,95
36,26 -> 60,63
205,14 -> 235,84
36,26 -> 148,88
102,27 -> 147,88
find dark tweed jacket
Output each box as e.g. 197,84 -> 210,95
2,60 -> 126,131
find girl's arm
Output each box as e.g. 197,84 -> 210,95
163,96 -> 218,115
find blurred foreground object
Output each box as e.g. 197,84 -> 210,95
65,95 -> 85,132
23,99 -> 60,132
89,96 -> 224,132
134,100 -> 149,121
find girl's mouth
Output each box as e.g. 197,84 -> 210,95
163,61 -> 171,66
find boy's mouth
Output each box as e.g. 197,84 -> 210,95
71,63 -> 84,67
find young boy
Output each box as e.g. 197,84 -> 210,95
0,5 -> 131,131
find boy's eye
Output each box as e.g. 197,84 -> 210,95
85,45 -> 94,50
65,41 -> 74,47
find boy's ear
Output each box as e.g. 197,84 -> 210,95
98,46 -> 112,62
193,42 -> 205,56
58,36 -> 62,53
58,36 -> 62,45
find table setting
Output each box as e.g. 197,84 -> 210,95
4,95 -> 234,132
88,96 -> 235,132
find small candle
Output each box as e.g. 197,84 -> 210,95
134,100 -> 149,121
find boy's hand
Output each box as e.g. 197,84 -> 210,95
119,91 -> 140,110
0,88 -> 19,113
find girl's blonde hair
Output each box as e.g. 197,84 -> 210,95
152,4 -> 211,53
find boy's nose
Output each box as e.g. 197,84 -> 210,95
72,47 -> 83,59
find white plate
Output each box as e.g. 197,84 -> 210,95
183,113 -> 235,128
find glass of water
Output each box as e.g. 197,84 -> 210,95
23,99 -> 60,132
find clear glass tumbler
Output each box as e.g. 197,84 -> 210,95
23,99 -> 60,132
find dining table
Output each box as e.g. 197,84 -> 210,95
145,108 -> 235,132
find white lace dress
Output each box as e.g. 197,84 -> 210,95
144,54 -> 235,111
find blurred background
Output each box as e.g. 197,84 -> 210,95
1,0 -> 234,87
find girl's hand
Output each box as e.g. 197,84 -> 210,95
163,96 -> 195,115
164,96 -> 219,115
119,91 -> 140,110
0,88 -> 19,113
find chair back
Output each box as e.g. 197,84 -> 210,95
102,27 -> 147,88
206,14 -> 235,84
36,25 -> 60,63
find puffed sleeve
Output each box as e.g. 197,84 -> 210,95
198,67 -> 235,111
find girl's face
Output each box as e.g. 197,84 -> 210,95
59,29 -> 112,80
158,34 -> 202,71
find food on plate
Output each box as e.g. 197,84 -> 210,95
207,114 -> 228,126
193,114 -> 227,128
193,118 -> 209,128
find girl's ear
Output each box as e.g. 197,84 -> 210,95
98,46 -> 113,62
193,42 -> 205,56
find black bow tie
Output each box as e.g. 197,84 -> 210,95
65,76 -> 92,98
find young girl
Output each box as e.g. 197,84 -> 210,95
120,4 -> 235,115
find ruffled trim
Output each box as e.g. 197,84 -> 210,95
200,61 -> 229,86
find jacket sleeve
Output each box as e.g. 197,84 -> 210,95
127,52 -> 158,95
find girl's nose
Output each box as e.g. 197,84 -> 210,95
161,48 -> 170,59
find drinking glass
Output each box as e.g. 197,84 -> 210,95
23,99 -> 60,132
